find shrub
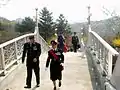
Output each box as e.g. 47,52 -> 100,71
112,38 -> 120,47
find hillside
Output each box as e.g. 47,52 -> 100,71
0,16 -> 120,44
0,17 -> 19,44
71,16 -> 120,38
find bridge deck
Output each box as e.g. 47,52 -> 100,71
2,52 -> 93,90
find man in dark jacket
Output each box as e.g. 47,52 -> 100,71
72,32 -> 79,52
22,36 -> 41,88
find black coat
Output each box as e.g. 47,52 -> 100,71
72,35 -> 79,45
22,42 -> 41,66
57,35 -> 65,51
46,48 -> 64,81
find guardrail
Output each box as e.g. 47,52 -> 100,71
87,26 -> 119,90
0,27 -> 49,76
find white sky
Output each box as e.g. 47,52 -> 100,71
0,0 -> 120,23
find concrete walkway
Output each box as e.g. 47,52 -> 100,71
2,52 -> 92,90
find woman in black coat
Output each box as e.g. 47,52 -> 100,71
46,40 -> 64,90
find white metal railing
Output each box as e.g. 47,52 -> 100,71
87,25 -> 119,90
0,26 -> 49,76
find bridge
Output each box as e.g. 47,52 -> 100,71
0,11 -> 120,90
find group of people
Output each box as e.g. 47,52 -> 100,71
57,32 -> 80,53
22,32 -> 79,90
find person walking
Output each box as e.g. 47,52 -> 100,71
22,36 -> 41,88
72,32 -> 79,52
57,33 -> 65,52
45,40 -> 64,90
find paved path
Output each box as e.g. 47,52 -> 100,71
2,52 -> 92,90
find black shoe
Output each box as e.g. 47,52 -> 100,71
36,84 -> 40,87
24,85 -> 31,88
59,81 -> 61,87
54,87 -> 56,90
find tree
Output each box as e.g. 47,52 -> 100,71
56,14 -> 72,35
15,17 -> 35,33
0,22 -> 2,30
38,7 -> 55,41
64,24 -> 72,36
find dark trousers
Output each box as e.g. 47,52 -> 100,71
73,44 -> 77,52
26,65 -> 40,86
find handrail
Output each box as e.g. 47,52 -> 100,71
88,26 -> 119,90
0,33 -> 34,48
0,10 -> 50,78
0,29 -> 49,76
90,31 -> 119,55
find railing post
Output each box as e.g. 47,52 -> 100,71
1,47 -> 5,75
14,41 -> 18,65
108,51 -> 113,78
34,8 -> 39,43
0,49 -> 2,69
34,26 -> 39,42
98,44 -> 100,59
93,37 -> 95,50
96,40 -> 99,56
87,25 -> 92,47
101,45 -> 104,62
41,39 -> 43,53
25,37 -> 27,43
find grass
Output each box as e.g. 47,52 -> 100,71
0,30 -> 57,45
46,35 -> 57,45
0,30 -> 19,44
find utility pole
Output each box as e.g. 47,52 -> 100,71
87,5 -> 92,47
35,8 -> 38,27
34,8 -> 39,36
87,6 -> 91,25
87,6 -> 92,32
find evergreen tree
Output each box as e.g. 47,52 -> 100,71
56,14 -> 71,35
38,7 -> 55,41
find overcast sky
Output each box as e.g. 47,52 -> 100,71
0,0 -> 120,23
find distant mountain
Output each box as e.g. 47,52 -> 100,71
71,16 -> 120,38
71,22 -> 86,32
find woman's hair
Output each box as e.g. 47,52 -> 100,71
51,40 -> 57,45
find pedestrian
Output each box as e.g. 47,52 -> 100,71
22,36 -> 41,88
72,32 -> 79,52
63,43 -> 68,53
45,40 -> 64,90
57,33 -> 65,52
